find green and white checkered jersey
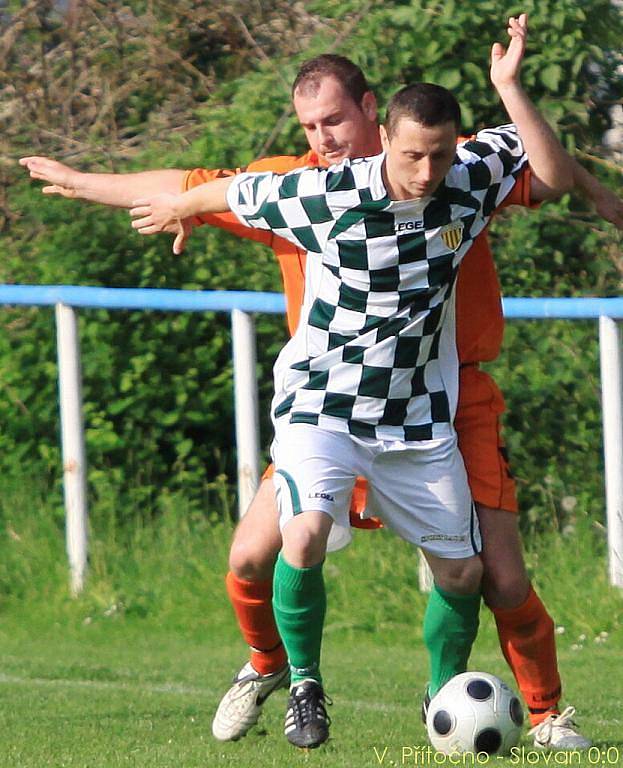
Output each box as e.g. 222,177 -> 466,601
227,124 -> 527,441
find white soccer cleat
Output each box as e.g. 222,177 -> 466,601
211,661 -> 290,741
529,706 -> 592,749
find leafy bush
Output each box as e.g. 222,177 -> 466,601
1,0 -> 621,524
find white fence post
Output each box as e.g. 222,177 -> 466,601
599,316 -> 623,588
231,309 -> 261,518
55,303 -> 88,596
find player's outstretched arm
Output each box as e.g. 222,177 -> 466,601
130,176 -> 235,254
571,161 -> 623,229
19,156 -> 186,209
490,14 -> 574,198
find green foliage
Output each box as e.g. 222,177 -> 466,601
2,184 -> 287,514
483,195 -> 621,526
1,0 -> 621,523
488,321 -> 605,530
348,0 -> 622,140
491,199 -> 622,298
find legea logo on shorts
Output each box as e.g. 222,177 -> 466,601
420,534 -> 466,543
308,491 -> 335,502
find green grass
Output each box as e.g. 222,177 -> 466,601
0,488 -> 622,767
0,612 -> 621,767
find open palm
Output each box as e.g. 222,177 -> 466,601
490,13 -> 527,89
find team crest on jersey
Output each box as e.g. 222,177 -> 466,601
440,222 -> 464,252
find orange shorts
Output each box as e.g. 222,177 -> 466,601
455,365 -> 518,513
261,365 -> 517,526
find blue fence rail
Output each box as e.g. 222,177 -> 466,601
1,284 -> 623,318
1,285 -> 622,593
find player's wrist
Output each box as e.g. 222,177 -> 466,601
78,172 -> 105,199
492,79 -> 522,98
175,192 -> 193,220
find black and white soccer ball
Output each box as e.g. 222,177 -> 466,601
426,672 -> 524,755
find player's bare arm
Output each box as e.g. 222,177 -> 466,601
570,161 -> 623,229
130,176 -> 234,254
491,18 -> 622,218
19,155 -> 186,209
490,14 -> 573,198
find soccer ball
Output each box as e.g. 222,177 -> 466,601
426,672 -> 524,755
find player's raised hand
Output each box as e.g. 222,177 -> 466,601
130,193 -> 190,254
18,156 -> 80,198
490,13 -> 528,90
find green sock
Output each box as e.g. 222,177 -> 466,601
272,552 -> 326,685
423,583 -> 481,697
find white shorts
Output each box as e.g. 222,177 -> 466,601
270,422 -> 481,559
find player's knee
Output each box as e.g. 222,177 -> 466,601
482,568 -> 530,609
435,556 -> 483,595
281,520 -> 327,568
228,533 -> 279,581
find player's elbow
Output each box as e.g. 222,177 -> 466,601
530,170 -> 574,202
553,169 -> 574,196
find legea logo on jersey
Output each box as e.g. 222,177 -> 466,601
393,210 -> 423,234
440,221 -> 464,251
395,219 -> 422,233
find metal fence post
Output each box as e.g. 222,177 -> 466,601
231,309 -> 261,518
55,303 -> 88,595
599,316 -> 623,588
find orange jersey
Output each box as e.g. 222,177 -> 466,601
183,147 -> 533,364
456,167 -> 533,363
184,153 -> 316,336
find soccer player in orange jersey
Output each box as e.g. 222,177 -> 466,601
20,49 -> 622,751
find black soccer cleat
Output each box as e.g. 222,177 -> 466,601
284,679 -> 332,748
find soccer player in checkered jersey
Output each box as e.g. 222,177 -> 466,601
124,14 -> 604,749
22,19 -> 621,752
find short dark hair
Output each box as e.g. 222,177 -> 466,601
292,54 -> 371,107
385,83 -> 461,137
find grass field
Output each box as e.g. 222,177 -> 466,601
0,491 -> 622,767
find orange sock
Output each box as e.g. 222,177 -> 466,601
491,585 -> 561,726
225,571 -> 287,676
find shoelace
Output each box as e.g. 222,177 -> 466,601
228,674 -> 261,701
291,687 -> 333,727
528,706 -> 579,743
229,667 -> 286,704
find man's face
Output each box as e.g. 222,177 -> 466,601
380,118 -> 458,200
293,75 -> 380,165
